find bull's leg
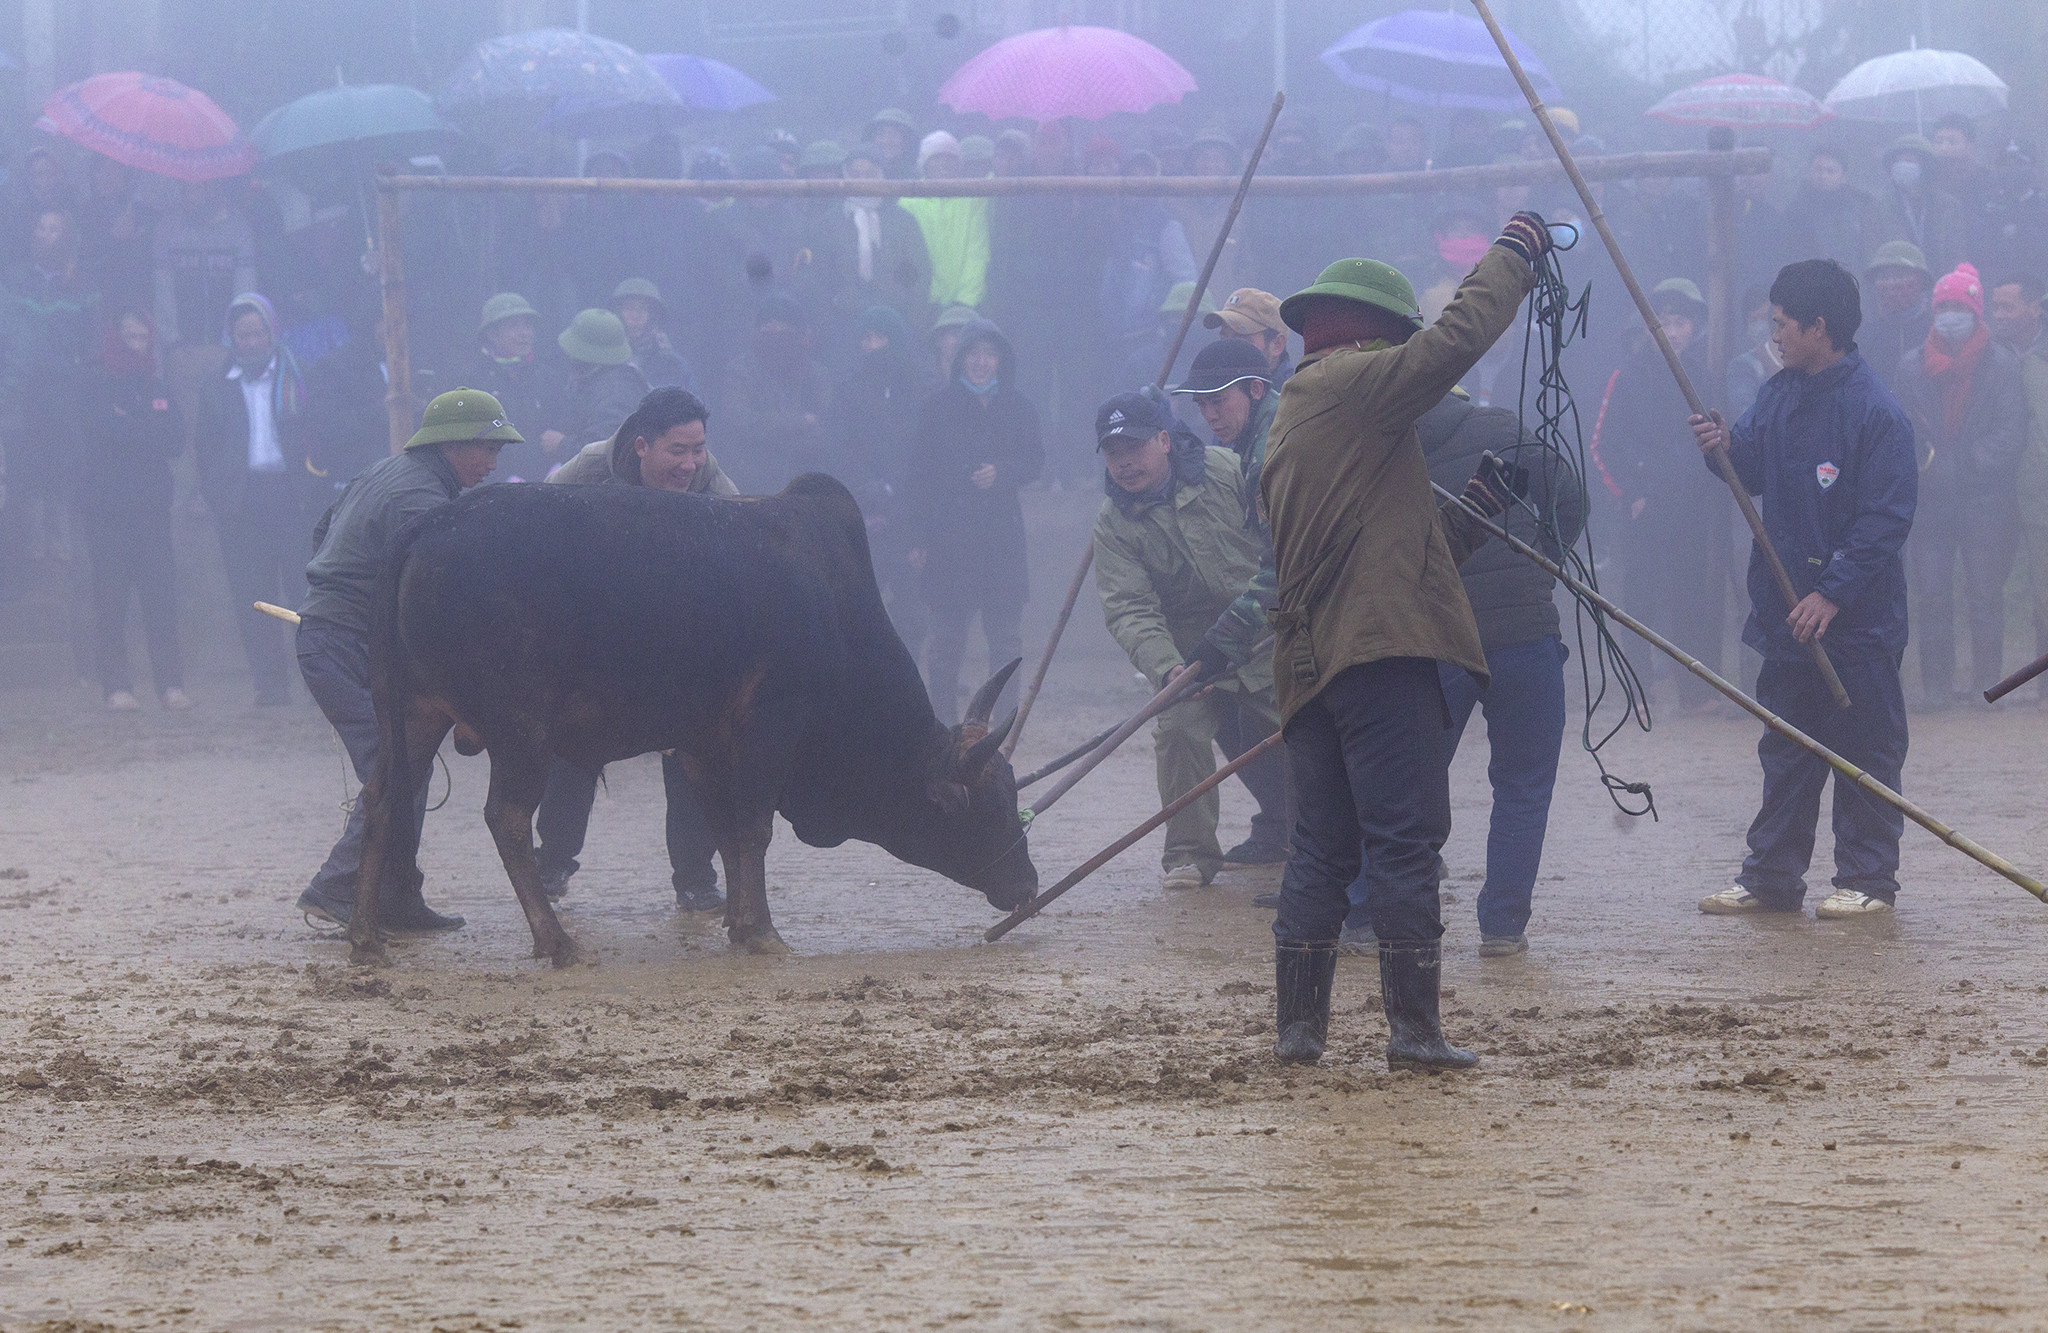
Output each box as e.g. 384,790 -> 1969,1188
482,745 -> 578,967
718,810 -> 787,956
349,700 -> 451,965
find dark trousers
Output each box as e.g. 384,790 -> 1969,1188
1738,651 -> 1908,906
82,507 -> 182,696
216,473 -> 307,698
1215,695 -> 1293,850
924,583 -> 1024,726
1349,635 -> 1568,938
1911,495 -> 2019,697
297,621 -> 431,903
1275,658 -> 1452,945
534,754 -> 719,893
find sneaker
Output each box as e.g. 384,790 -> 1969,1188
1337,922 -> 1378,955
675,884 -> 726,912
105,691 -> 140,712
297,884 -> 353,929
1162,863 -> 1207,891
1222,838 -> 1289,866
1479,933 -> 1528,957
1698,885 -> 1782,915
1816,888 -> 1894,919
160,687 -> 192,711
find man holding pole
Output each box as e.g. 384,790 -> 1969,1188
1258,216 -> 1549,1069
1691,259 -> 1918,920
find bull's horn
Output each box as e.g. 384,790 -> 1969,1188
964,658 -> 1023,727
960,709 -> 1018,778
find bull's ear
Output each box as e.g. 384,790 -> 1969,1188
927,775 -> 971,815
957,709 -> 1017,780
963,658 -> 1023,728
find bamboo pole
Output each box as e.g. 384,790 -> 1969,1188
376,148 -> 1769,200
1430,480 -> 2047,904
1985,649 -> 2048,704
1002,90 -> 1287,764
374,173 -> 414,457
1467,0 -> 1850,711
986,732 -> 1284,943
1026,669 -> 1212,820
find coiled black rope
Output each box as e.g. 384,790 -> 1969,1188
1500,226 -> 1658,820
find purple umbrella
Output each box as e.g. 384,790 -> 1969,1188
1320,9 -> 1561,111
939,26 -> 1194,123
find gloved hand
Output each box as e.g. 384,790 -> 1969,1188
1496,210 -> 1553,265
1461,452 -> 1530,520
1184,635 -> 1233,684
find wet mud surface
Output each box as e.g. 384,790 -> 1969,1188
3,667 -> 2047,1330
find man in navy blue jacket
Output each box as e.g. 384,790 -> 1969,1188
1689,259 -> 1918,920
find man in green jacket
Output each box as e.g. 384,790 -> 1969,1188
295,389 -> 523,931
1092,392 -> 1290,892
1258,216 -> 1550,1070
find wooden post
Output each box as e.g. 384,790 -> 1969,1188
375,174 -> 414,456
1704,126 -> 1737,684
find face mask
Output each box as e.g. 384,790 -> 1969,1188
1933,310 -> 1977,342
1891,158 -> 1924,190
1436,234 -> 1490,268
1746,319 -> 1771,346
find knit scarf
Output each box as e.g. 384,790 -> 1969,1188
845,197 -> 883,282
1923,321 -> 1989,445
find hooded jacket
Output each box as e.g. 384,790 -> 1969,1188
904,320 -> 1044,604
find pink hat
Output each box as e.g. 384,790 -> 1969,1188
1932,262 -> 1984,318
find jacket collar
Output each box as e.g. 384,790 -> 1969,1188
413,443 -> 464,498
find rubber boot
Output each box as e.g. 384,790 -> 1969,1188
1379,940 -> 1478,1071
380,865 -> 465,936
1273,942 -> 1337,1065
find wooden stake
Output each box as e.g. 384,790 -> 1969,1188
374,172 -> 414,457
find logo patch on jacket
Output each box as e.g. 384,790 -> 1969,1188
1816,461 -> 1839,490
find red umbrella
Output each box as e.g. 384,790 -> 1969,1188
39,72 -> 255,181
939,26 -> 1194,122
1646,74 -> 1833,130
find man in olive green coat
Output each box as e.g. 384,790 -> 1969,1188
1259,215 -> 1551,1071
1091,392 -> 1290,891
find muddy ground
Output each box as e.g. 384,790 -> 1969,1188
5,503 -> 2048,1329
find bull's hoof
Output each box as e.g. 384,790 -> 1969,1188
536,934 -> 581,968
730,926 -> 791,956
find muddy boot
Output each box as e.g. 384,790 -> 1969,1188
1379,940 -> 1477,1072
1273,941 -> 1337,1065
380,866 -> 465,937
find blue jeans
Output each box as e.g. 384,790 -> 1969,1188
1275,658 -> 1452,946
297,620 -> 431,903
1345,636 -> 1567,938
534,755 -> 720,894
1738,652 -> 1907,906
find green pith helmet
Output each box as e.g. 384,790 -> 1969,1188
1866,239 -> 1931,277
1160,280 -> 1218,316
609,276 -> 666,317
1279,258 -> 1423,334
478,291 -> 538,336
799,139 -> 848,171
1652,276 -> 1708,319
405,388 -> 525,451
558,308 -> 633,365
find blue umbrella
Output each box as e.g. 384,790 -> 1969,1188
439,28 -> 679,114
542,52 -> 774,138
1321,9 -> 1561,111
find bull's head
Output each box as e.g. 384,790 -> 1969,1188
914,659 -> 1037,910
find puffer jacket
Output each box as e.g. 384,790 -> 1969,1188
548,431 -> 738,496
1415,395 -> 1586,653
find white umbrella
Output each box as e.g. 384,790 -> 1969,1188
1823,42 -> 2006,132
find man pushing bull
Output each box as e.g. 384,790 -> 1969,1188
1258,216 -> 1552,1069
294,389 -> 522,932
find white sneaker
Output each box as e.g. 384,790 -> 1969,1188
160,687 -> 192,711
1816,888 -> 1893,919
1161,863 -> 1207,891
105,691 -> 140,712
1699,885 -> 1774,915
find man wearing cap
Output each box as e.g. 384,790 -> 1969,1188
1205,288 -> 1293,382
466,292 -> 556,480
1092,390 -> 1292,890
863,109 -> 919,180
1880,135 -> 1968,277
900,132 -> 990,312
555,308 -> 650,464
1860,241 -> 1935,398
609,278 -> 692,392
293,388 -> 522,931
1591,277 -> 1726,714
1251,215 -> 1551,1070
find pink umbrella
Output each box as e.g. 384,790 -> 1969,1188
1647,74 -> 1833,130
938,26 -> 1194,122
39,72 -> 255,181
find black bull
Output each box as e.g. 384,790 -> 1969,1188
351,475 -> 1037,964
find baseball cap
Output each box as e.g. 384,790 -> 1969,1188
1095,391 -> 1172,448
1171,338 -> 1272,394
1204,287 -> 1286,337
